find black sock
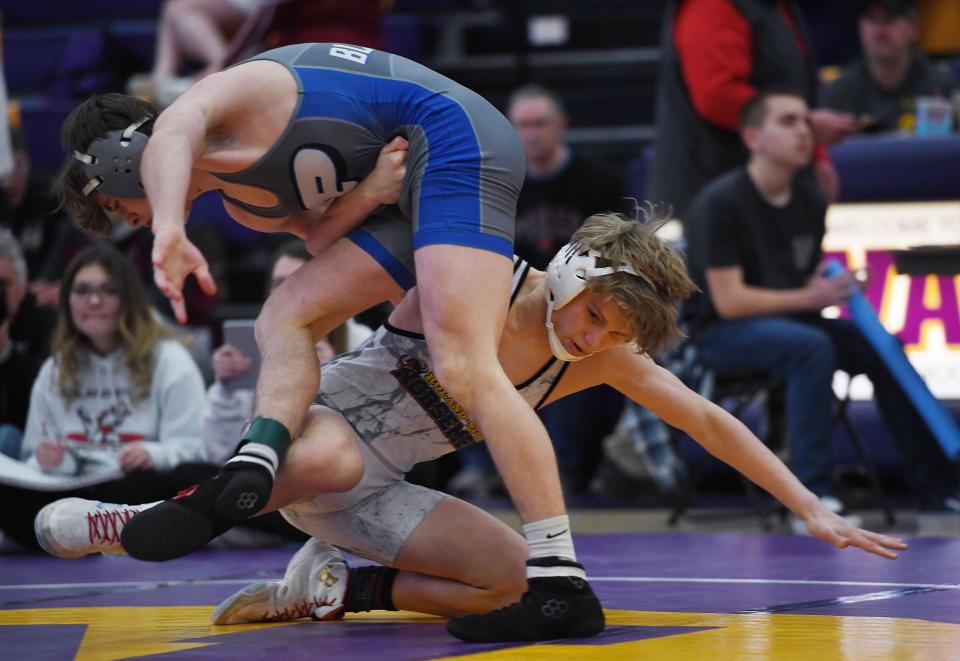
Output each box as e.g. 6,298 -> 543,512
344,566 -> 399,612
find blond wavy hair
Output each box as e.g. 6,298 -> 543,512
570,208 -> 698,357
53,243 -> 170,404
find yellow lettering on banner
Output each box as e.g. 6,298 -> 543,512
877,263 -> 901,332
924,275 -> 941,309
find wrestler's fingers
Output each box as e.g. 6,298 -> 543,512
843,527 -> 904,560
382,136 -> 409,153
171,296 -> 188,324
152,267 -> 180,299
195,262 -> 218,297
863,529 -> 908,550
852,534 -> 900,560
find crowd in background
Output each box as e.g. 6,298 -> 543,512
0,0 -> 958,551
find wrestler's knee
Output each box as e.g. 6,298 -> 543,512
430,351 -> 503,411
256,290 -> 310,342
473,534 -> 527,609
285,412 -> 364,493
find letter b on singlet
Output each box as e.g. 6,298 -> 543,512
329,44 -> 373,65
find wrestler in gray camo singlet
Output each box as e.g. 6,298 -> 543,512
315,257 -> 566,477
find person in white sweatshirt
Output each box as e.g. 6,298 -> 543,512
0,242 -> 206,550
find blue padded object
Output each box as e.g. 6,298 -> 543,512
825,260 -> 960,459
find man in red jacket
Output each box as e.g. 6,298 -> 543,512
648,0 -> 857,217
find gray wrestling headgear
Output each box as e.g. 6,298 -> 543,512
73,117 -> 151,199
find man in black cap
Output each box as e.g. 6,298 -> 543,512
823,0 -> 956,132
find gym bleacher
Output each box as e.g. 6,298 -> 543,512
3,1 -> 667,178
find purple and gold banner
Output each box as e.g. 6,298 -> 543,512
824,201 -> 960,399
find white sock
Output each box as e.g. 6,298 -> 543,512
522,515 -> 586,579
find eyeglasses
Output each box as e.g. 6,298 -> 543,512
70,283 -> 121,300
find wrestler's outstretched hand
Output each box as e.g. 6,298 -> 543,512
802,506 -> 908,560
152,227 -> 217,323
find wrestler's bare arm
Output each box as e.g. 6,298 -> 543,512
595,350 -> 906,559
141,71 -> 258,321
142,77 -> 234,236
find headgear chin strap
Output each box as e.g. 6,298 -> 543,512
543,243 -> 653,362
74,117 -> 152,199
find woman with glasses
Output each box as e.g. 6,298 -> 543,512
0,242 -> 207,552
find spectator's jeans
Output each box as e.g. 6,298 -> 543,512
697,315 -> 956,502
0,425 -> 23,459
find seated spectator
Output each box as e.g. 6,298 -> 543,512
822,0 -> 956,133
0,242 -> 207,551
206,240 -> 371,464
649,0 -> 856,214
506,84 -> 627,270
0,229 -> 57,458
684,88 -> 959,530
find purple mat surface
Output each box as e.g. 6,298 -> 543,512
2,532 -> 958,659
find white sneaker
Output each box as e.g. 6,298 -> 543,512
34,498 -> 145,558
790,495 -> 862,535
212,538 -> 348,625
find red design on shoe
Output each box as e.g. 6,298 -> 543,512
87,508 -> 138,544
264,596 -> 345,622
174,484 -> 199,500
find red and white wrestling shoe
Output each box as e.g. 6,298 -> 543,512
34,497 -> 148,558
212,538 -> 348,625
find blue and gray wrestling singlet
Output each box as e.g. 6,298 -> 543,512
216,42 -> 525,263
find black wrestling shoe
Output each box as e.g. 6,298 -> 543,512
120,477 -> 236,561
211,463 -> 274,521
446,574 -> 605,642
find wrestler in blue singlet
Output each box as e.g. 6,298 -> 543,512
215,43 -> 525,288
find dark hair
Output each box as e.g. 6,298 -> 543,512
264,240 -> 311,293
52,94 -> 158,234
53,242 -> 169,403
858,0 -> 916,19
739,87 -> 808,130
